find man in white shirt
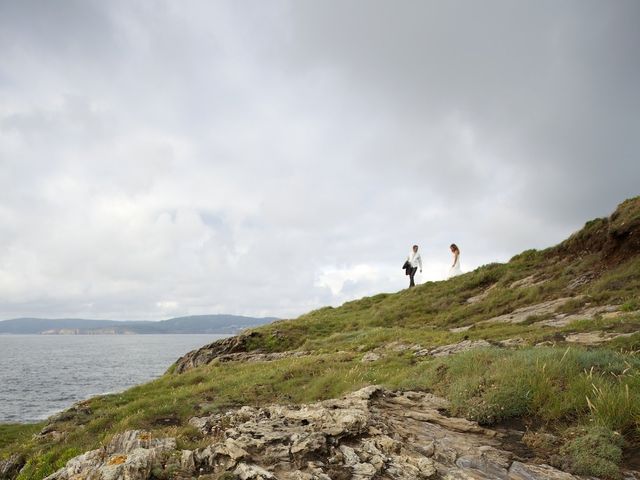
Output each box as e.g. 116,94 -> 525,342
407,244 -> 423,288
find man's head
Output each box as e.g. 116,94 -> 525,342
412,245 -> 419,252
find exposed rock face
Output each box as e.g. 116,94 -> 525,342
536,305 -> 619,327
44,387 -> 616,480
564,331 -> 635,344
173,331 -> 260,373
478,298 -> 578,325
415,340 -> 492,358
509,275 -> 548,289
465,284 -> 497,304
44,430 -> 177,480
172,330 -> 309,374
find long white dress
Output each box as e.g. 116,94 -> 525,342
448,253 -> 462,278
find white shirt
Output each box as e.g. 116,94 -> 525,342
408,251 -> 422,270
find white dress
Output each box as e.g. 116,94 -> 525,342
448,254 -> 462,278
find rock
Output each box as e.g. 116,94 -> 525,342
188,414 -> 222,434
339,445 -> 360,466
361,352 -> 381,362
415,340 -> 492,357
106,430 -> 176,454
536,304 -> 619,327
43,430 -> 176,480
498,337 -> 526,347
173,330 -> 310,373
180,450 -> 195,471
466,284 -> 498,304
567,272 -> 596,290
216,350 -> 310,364
450,325 -> 473,333
508,460 -> 577,479
479,297 -> 580,325
234,462 -> 276,479
385,341 -> 420,352
44,401 -> 92,426
564,331 -> 634,344
417,457 -> 437,477
509,275 -> 547,289
215,438 -> 249,461
0,453 -> 25,479
172,331 -> 261,373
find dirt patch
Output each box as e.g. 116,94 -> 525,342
151,415 -> 182,427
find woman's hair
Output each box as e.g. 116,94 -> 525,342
450,243 -> 460,253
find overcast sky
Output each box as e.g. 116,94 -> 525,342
1,0 -> 638,320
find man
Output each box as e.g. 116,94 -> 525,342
407,244 -> 422,288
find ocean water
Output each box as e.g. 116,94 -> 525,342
0,334 -> 227,423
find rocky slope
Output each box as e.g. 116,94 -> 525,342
42,386 -> 640,480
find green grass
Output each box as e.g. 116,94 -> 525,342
559,426 -> 625,480
0,424 -> 42,451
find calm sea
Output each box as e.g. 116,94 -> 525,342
0,334 -> 227,423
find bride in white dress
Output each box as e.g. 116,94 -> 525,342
448,244 -> 462,278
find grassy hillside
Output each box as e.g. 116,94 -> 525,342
2,197 -> 640,479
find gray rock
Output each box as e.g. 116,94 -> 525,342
234,462 -> 276,479
361,352 -> 382,362
508,460 -> 577,479
478,297 -> 579,325
415,340 -> 492,358
43,431 -> 176,480
0,453 -> 25,479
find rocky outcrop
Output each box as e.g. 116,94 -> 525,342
536,305 -> 620,327
173,332 -> 255,373
564,331 -> 635,344
172,331 -> 309,373
478,298 -> 578,325
45,386 -> 628,480
509,275 -> 548,289
415,340 -> 492,358
172,331 -> 261,373
44,430 -> 176,480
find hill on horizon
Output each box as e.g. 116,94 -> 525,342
0,314 -> 277,335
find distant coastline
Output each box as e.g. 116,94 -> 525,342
0,314 -> 277,335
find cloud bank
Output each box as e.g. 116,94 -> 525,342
1,0 -> 638,319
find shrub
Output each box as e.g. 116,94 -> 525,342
559,426 -> 624,480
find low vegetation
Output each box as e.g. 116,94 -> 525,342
2,197 -> 640,479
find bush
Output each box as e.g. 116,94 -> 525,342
559,426 -> 624,480
430,347 -> 640,430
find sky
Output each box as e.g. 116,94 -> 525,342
0,0 -> 639,320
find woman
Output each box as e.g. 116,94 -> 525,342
448,244 -> 462,278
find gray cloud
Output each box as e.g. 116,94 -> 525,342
0,0 -> 638,320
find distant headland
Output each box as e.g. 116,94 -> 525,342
0,314 -> 277,335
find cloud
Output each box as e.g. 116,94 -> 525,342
0,0 -> 638,319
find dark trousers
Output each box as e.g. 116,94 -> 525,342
409,267 -> 418,287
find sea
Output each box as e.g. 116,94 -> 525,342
0,334 -> 227,423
